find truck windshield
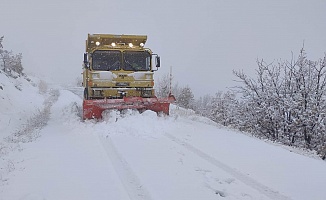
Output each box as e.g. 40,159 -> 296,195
92,50 -> 121,71
123,51 -> 151,71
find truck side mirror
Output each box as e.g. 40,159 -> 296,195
83,53 -> 88,68
156,56 -> 160,68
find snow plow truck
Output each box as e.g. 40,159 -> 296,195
82,34 -> 175,119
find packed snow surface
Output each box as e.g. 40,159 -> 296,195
1,78 -> 326,200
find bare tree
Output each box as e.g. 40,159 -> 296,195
177,85 -> 194,109
155,73 -> 171,98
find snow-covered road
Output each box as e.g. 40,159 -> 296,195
1,88 -> 326,200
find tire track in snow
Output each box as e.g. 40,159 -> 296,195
165,133 -> 291,200
99,135 -> 153,200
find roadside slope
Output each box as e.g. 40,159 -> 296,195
0,72 -> 44,139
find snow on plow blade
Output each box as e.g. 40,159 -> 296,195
83,95 -> 176,119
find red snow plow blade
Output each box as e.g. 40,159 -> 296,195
83,95 -> 176,119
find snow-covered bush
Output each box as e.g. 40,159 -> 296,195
232,49 -> 326,158
192,49 -> 326,159
0,36 -> 24,76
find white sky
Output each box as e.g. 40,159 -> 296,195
2,0 -> 326,97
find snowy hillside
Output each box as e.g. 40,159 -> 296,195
0,72 -> 44,139
1,74 -> 326,200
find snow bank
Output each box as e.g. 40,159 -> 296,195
0,72 -> 44,139
0,72 -> 55,189
170,104 -> 219,126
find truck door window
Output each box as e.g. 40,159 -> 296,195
92,50 -> 121,71
123,51 -> 151,71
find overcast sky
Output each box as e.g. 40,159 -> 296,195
2,0 -> 326,97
